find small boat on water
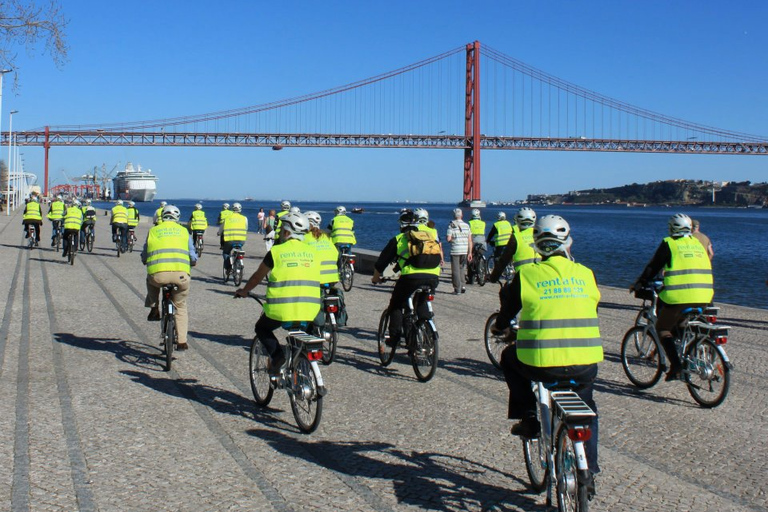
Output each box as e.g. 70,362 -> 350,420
352,207 -> 364,214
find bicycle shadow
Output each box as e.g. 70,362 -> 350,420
189,330 -> 250,349
441,357 -> 503,382
331,346 -> 419,383
54,332 -> 163,371
120,370 -> 300,434
246,429 -> 546,511
594,378 -> 694,407
599,301 -> 641,312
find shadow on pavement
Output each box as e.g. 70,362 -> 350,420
54,332 -> 163,371
247,428 -> 545,511
441,357 -> 503,382
599,301 -> 640,312
594,378 -> 694,407
189,330 -> 250,349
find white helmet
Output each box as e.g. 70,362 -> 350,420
86,199 -> 92,205
232,202 -> 242,213
160,201 -> 167,207
414,208 -> 429,224
453,208 -> 463,219
195,203 -> 202,210
668,213 -> 692,237
515,207 -> 537,229
335,206 -> 347,215
279,212 -> 309,241
497,212 -> 506,221
223,203 -> 230,209
399,209 -> 419,230
305,210 -> 321,228
127,200 -> 134,207
533,215 -> 572,257
289,206 -> 301,214
56,195 -> 62,200
73,199 -> 81,207
162,204 -> 181,221
471,208 -> 481,220
116,199 -> 124,206
280,200 -> 291,211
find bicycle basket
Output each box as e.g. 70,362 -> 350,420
633,287 -> 655,301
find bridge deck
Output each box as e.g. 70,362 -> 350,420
0,209 -> 765,512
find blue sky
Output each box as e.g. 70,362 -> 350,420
5,0 -> 768,202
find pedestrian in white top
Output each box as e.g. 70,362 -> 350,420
446,208 -> 473,294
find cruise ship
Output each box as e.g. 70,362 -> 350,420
112,163 -> 158,202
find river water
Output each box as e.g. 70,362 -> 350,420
109,199 -> 768,310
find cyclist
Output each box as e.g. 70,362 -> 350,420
497,215 -> 602,492
415,208 -> 444,266
371,209 -> 441,347
630,213 -> 714,381
110,200 -> 129,251
189,203 -> 208,248
487,212 -> 513,262
80,200 -> 97,247
22,193 -> 43,246
142,205 -> 197,351
328,205 -> 357,251
126,200 -> 140,232
275,200 -> 291,231
488,206 -> 539,283
235,212 -> 320,374
153,201 -> 168,225
466,208 -> 487,284
305,211 -> 348,326
217,203 -> 232,225
46,194 -> 66,247
446,208 -> 473,294
221,202 -> 248,276
61,199 -> 84,258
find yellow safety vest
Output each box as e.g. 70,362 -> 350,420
511,226 -> 540,268
469,219 -> 486,236
330,215 -> 356,245
127,207 -> 140,227
264,239 -> 321,322
222,212 -> 247,242
190,210 -> 208,231
275,209 -> 289,230
47,200 -> 65,221
63,206 -> 84,230
659,236 -> 714,305
517,257 -> 603,368
493,220 -> 513,246
146,222 -> 191,275
218,209 -> 232,225
395,232 -> 441,277
305,231 -> 340,285
111,205 -> 128,224
23,202 -> 42,222
418,224 -> 439,240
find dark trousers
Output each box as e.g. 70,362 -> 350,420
500,345 -> 600,473
112,223 -> 128,248
62,228 -> 80,256
387,275 -> 439,343
655,301 -> 708,369
23,221 -> 42,241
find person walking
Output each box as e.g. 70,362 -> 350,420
257,207 -> 265,235
445,208 -> 473,294
691,219 -> 714,260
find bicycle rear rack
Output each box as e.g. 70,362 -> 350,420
551,391 -> 595,426
287,332 -> 325,351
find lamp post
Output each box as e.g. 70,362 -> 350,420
1,69 -> 12,215
8,109 -> 17,212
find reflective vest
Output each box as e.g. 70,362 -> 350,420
659,236 -> 713,305
511,226 -> 540,268
275,209 -> 289,230
305,231 -> 340,285
63,206 -> 84,230
127,207 -> 140,227
218,209 -> 232,225
418,224 -> 438,240
395,232 -> 441,277
517,257 -> 603,367
23,202 -> 42,222
190,210 -> 208,231
469,219 -> 486,236
493,220 -> 513,246
83,207 -> 97,221
47,200 -> 65,221
222,212 -> 247,242
146,222 -> 191,275
264,238 -> 321,322
111,205 -> 128,224
330,215 -> 356,245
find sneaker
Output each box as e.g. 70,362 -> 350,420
384,336 -> 396,348
665,369 -> 682,382
176,343 -> 189,351
510,417 -> 540,439
147,307 -> 161,321
585,473 -> 596,497
268,352 -> 286,376
51,240 -> 56,247
461,287 -> 466,294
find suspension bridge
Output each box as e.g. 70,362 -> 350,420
7,41 -> 768,201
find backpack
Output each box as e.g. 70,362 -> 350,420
403,230 -> 441,269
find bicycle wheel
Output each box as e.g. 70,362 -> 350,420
249,337 -> 274,406
685,338 -> 730,408
475,258 -> 487,286
484,312 -> 511,370
56,232 -> 61,252
222,263 -> 229,284
620,326 -> 662,389
523,436 -> 548,493
233,259 -> 244,286
86,232 -> 94,253
68,239 -> 76,266
116,240 -> 121,258
340,261 -> 354,292
163,315 -> 175,371
289,354 -> 323,433
634,305 -> 652,327
79,233 -> 85,251
377,309 -> 396,366
554,423 -> 589,512
318,314 -> 338,365
197,237 -> 204,255
411,322 -> 438,382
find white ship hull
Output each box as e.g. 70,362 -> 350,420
113,162 -> 158,202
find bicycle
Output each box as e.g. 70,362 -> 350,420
223,243 -> 245,285
338,245 -> 356,292
376,283 -> 439,382
82,223 -> 95,253
114,227 -> 127,257
25,224 -> 39,249
193,231 -> 204,258
245,294 -> 327,434
51,220 -> 62,251
633,279 -> 663,327
313,285 -> 340,365
127,228 -> 137,253
523,379 -> 597,511
620,284 -> 732,408
487,251 -> 514,283
160,284 -> 179,372
466,244 -> 488,286
65,231 -> 78,265
483,309 -> 518,370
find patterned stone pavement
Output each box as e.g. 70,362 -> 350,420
0,209 -> 765,512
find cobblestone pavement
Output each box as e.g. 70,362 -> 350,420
0,210 -> 765,512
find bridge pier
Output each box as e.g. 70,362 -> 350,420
463,41 -> 481,205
